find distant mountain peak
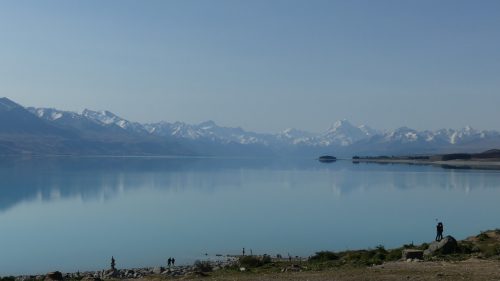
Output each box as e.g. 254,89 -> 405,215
0,97 -> 22,111
3,97 -> 500,157
198,120 -> 217,129
82,109 -> 123,125
329,119 -> 352,130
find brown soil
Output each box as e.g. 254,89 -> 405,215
141,258 -> 500,281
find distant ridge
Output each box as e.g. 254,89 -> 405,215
0,97 -> 498,157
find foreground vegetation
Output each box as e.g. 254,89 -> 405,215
3,230 -> 500,281
185,229 -> 500,280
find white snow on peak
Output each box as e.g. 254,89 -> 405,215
319,119 -> 371,146
23,106 -> 500,149
51,112 -> 63,120
82,109 -> 121,125
27,107 -> 75,121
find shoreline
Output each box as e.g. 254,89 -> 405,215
5,229 -> 500,280
353,158 -> 500,170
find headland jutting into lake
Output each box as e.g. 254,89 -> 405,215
351,149 -> 500,170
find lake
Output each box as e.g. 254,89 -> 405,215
1,157 -> 499,275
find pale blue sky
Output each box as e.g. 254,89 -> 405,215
1,0 -> 499,133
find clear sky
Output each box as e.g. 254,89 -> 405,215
1,0 -> 499,133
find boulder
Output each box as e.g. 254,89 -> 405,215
45,272 -> 63,281
402,249 -> 424,260
424,236 -> 458,255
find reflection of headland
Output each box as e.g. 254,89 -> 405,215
0,157 -> 499,212
0,156 -> 317,212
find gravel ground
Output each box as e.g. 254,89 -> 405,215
159,258 -> 500,281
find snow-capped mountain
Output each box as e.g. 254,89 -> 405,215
276,128 -> 315,145
28,107 -> 80,121
145,120 -> 272,145
0,97 -> 496,156
82,109 -> 148,134
314,119 -> 376,146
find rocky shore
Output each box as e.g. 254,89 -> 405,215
10,258 -> 238,281
5,230 -> 500,281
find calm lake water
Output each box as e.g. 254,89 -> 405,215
1,157 -> 500,275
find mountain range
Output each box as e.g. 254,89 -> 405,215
0,97 -> 498,157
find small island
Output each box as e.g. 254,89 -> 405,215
318,155 -> 337,163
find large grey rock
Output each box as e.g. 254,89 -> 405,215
424,235 -> 458,255
402,249 -> 424,260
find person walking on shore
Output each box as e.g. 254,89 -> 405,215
436,222 -> 444,241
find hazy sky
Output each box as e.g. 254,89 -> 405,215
1,0 -> 499,133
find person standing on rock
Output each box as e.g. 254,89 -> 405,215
172,258 -> 175,266
167,258 -> 171,267
436,222 -> 444,241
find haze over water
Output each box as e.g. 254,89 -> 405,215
0,157 -> 499,275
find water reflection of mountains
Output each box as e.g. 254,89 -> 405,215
1,157 -> 499,212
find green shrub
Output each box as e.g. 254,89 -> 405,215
386,248 -> 403,261
457,242 -> 474,254
341,248 -> 387,266
239,256 -> 268,268
309,251 -> 339,262
194,260 -> 213,272
261,254 -> 272,264
480,245 -> 500,258
477,232 -> 490,242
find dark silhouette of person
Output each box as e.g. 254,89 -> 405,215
242,247 -> 245,256
111,256 -> 116,270
167,257 -> 171,266
436,222 -> 444,241
172,258 -> 175,266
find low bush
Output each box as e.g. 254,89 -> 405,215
477,232 -> 490,242
341,246 -> 389,266
386,248 -> 403,261
194,260 -> 213,272
479,245 -> 500,258
239,255 -> 272,268
261,254 -> 272,264
309,251 -> 339,262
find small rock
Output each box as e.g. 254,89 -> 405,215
239,267 -> 246,272
402,249 -> 424,260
